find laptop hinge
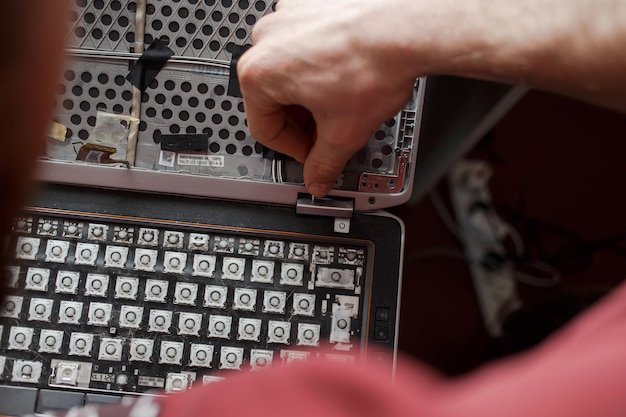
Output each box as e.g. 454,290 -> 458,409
296,195 -> 354,234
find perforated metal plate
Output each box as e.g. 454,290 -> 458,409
49,59 -> 133,161
68,0 -> 138,52
48,0 -> 421,192
144,0 -> 272,61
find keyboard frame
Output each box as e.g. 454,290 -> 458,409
0,183 -> 403,414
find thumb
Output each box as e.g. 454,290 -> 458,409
303,121 -> 369,197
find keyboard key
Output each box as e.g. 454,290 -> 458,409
118,305 -> 143,329
316,267 -> 355,290
188,233 -> 210,251
292,293 -> 316,317
219,346 -> 243,370
68,332 -> 94,357
25,267 -> 51,292
129,338 -> 154,362
159,341 -> 184,365
263,240 -> 284,258
250,349 -> 273,370
104,245 -> 129,268
213,236 -> 235,253
330,306 -> 352,343
87,223 -> 109,241
222,257 -> 245,280
137,228 -> 159,246
62,220 -> 83,238
4,265 -> 20,288
177,312 -> 202,336
114,276 -> 139,300
0,385 -> 37,415
8,326 -> 34,350
233,288 -> 257,311
250,260 -> 274,283
37,219 -> 59,236
45,239 -> 70,263
148,309 -> 173,333
39,329 -> 64,354
267,321 -> 291,344
262,290 -> 286,314
204,285 -> 228,309
84,273 -> 109,297
87,302 -> 112,326
13,217 -> 33,234
238,238 -> 260,256
163,231 -> 184,249
208,315 -> 232,339
165,373 -> 190,393
164,251 -> 187,274
112,226 -> 134,243
280,263 -> 304,286
1,296 -> 23,319
237,318 -> 262,342
28,298 -> 54,322
12,360 -> 43,384
36,389 -> 85,412
192,254 -> 216,277
98,338 -> 123,361
15,237 -> 40,260
288,243 -> 309,260
297,323 -> 321,347
55,270 -> 80,294
189,344 -> 214,367
74,242 -> 99,266
174,282 -> 198,306
312,245 -> 334,264
338,247 -> 365,265
58,301 -> 83,325
134,248 -> 158,272
144,279 -> 169,303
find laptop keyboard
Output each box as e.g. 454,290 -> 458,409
0,211 -> 368,398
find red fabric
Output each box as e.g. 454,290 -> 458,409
160,282 -> 626,417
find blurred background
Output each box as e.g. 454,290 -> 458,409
393,85 -> 626,375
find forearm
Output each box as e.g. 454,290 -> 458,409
398,0 -> 626,111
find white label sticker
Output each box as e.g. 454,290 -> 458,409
159,150 -> 176,167
177,154 -> 224,167
138,376 -> 165,388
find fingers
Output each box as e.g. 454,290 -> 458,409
303,120 -> 368,197
238,51 -> 313,162
243,95 -> 313,163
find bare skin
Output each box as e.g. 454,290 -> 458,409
238,0 -> 626,197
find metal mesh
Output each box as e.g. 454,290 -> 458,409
67,0 -> 138,52
49,59 -> 134,161
145,0 -> 271,61
52,0 -> 407,183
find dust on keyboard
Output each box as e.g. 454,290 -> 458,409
1,212 -> 367,395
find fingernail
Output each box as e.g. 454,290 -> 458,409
308,183 -> 331,197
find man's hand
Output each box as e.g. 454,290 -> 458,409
237,0 -> 419,197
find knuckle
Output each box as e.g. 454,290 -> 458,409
250,16 -> 269,43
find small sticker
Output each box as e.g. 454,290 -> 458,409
48,122 -> 67,142
138,376 -> 165,388
85,151 -> 104,164
177,154 -> 224,167
159,150 -> 176,167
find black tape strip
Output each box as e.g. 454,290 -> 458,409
262,145 -> 290,160
126,39 -> 174,92
227,44 -> 252,98
160,134 -> 209,152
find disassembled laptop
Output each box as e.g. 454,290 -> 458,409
0,1 -> 425,414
